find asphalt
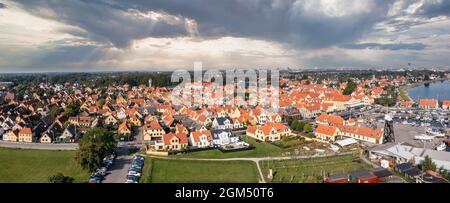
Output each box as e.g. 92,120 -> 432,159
0,140 -> 78,150
103,147 -> 133,183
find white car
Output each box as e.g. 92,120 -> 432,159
125,180 -> 138,183
128,171 -> 141,177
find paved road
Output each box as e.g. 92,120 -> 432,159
0,141 -> 78,150
103,147 -> 133,183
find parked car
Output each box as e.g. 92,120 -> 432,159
125,179 -> 138,183
128,170 -> 141,177
126,175 -> 139,182
88,176 -> 102,184
96,167 -> 107,176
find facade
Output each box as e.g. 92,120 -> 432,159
189,129 -> 212,148
18,127 -> 33,143
419,99 -> 439,109
144,119 -> 165,141
211,129 -> 238,146
246,122 -> 291,142
443,100 -> 450,110
162,133 -> 188,151
212,117 -> 233,130
118,121 -> 132,136
104,115 -> 118,125
58,124 -> 79,143
315,124 -> 340,142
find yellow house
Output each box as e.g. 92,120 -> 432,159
118,121 -> 132,136
18,128 -> 33,143
129,115 -> 142,127
6,130 -> 19,142
246,122 -> 291,142
162,133 -> 188,151
315,124 -> 340,142
144,119 -> 165,141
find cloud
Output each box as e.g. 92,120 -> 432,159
13,0 -> 397,49
118,0 -> 396,49
14,0 -> 198,48
341,42 -> 427,50
415,0 -> 450,17
1,0 -> 450,71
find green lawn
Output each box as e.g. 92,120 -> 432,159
0,148 -> 89,183
176,136 -> 282,159
260,154 -> 370,183
143,158 -> 259,183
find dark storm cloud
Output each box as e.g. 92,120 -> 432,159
416,0 -> 450,17
14,0 -> 397,49
380,0 -> 450,32
14,0 -> 193,48
112,0 -> 397,49
341,42 -> 427,50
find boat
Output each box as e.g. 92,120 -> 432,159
436,143 -> 447,151
426,128 -> 445,137
414,135 -> 434,141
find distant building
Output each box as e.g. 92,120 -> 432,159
315,124 -> 340,142
442,100 -> 450,110
419,99 -> 439,109
400,101 -> 414,108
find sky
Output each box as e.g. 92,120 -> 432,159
1,0 -> 450,72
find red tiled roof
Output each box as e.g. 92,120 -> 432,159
191,130 -> 212,142
317,114 -> 344,126
163,133 -> 188,145
419,99 -> 438,107
315,124 -> 338,137
19,127 -> 32,135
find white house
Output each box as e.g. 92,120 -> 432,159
212,117 -> 233,130
58,124 -> 79,142
189,130 -> 212,148
211,129 -> 239,146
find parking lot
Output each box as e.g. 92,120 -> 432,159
87,146 -> 145,183
103,147 -> 133,183
380,123 -> 446,149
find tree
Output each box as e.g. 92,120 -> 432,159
64,107 -> 77,117
48,173 -> 74,183
98,98 -> 106,107
374,97 -> 396,107
421,155 -> 437,171
343,81 -> 357,95
297,121 -> 306,132
303,124 -> 312,133
290,120 -> 299,131
75,128 -> 117,172
50,106 -> 62,118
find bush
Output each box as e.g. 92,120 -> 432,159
48,173 -> 74,183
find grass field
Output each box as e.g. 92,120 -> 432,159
0,148 -> 89,183
260,154 -> 369,183
143,158 -> 259,183
176,136 -> 282,159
